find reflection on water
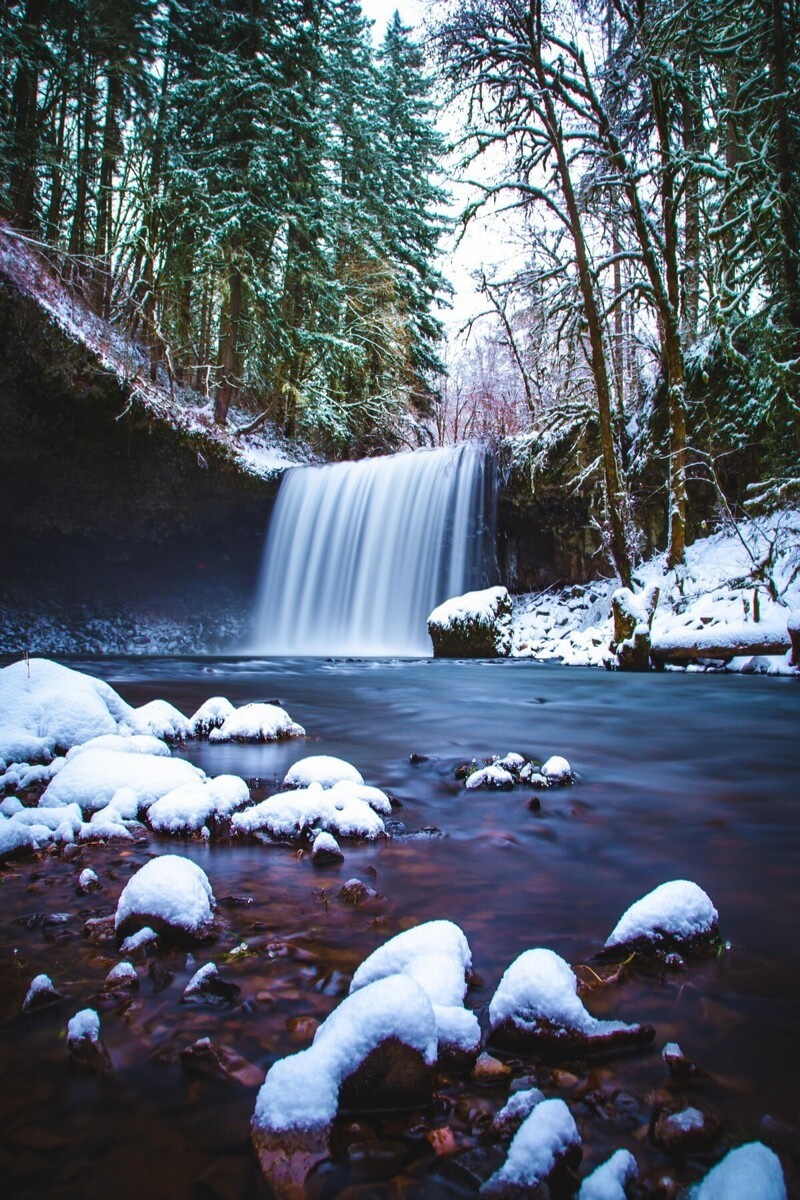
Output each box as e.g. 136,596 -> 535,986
1,658 -> 798,1198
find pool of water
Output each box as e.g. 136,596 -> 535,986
1,657 -> 798,1198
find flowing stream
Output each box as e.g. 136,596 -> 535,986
249,444 -> 496,656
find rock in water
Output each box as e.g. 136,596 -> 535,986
654,1106 -> 722,1155
115,854 -> 216,942
604,880 -> 719,955
311,830 -> 344,866
488,948 -> 654,1055
22,973 -> 63,1012
428,587 -> 512,658
480,1098 -> 582,1197
181,962 -> 240,1007
67,1008 -> 111,1073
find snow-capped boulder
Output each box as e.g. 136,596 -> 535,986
115,854 -> 216,941
541,755 -> 573,784
488,948 -> 654,1054
492,1088 -> 545,1135
465,764 -> 515,790
231,782 -> 385,842
181,962 -> 240,1007
77,867 -> 101,895
0,818 -> 35,862
147,774 -> 250,835
688,1141 -> 786,1200
42,749 -> 203,813
604,880 -> 719,954
577,1149 -> 638,1199
78,807 -> 136,842
189,697 -> 235,737
23,973 -> 63,1012
284,755 -> 363,788
311,830 -> 344,865
654,1105 -> 721,1155
104,962 -> 138,993
0,658 -> 134,764
349,920 -> 480,1060
481,1098 -> 582,1197
252,975 -> 438,1199
131,700 -> 192,741
209,703 -> 304,742
67,1008 -> 111,1073
428,586 -> 513,658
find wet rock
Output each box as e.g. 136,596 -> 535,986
119,925 -> 158,955
661,1041 -> 704,1080
409,753 -> 429,764
312,830 -> 344,866
759,1113 -> 800,1157
472,1053 -> 512,1086
427,1127 -> 458,1156
103,961 -> 138,992
67,1008 -> 111,1073
43,912 -> 74,942
181,962 -> 241,1007
147,961 -> 174,993
481,1098 -> 582,1197
83,915 -> 116,944
653,1105 -> 722,1155
22,973 -> 63,1012
180,1037 -> 262,1086
489,948 -> 655,1056
527,795 -> 542,812
287,1015 -> 319,1043
338,878 -> 380,907
76,867 -> 101,895
440,1146 -> 508,1191
61,843 -> 81,863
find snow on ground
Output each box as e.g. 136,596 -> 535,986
488,948 -> 641,1042
605,880 -> 718,951
42,749 -> 204,813
688,1142 -> 786,1199
147,775 -> 250,834
252,974 -> 438,1137
349,921 -> 480,1055
512,508 -> 800,671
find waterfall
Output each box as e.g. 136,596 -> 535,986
249,443 -> 496,656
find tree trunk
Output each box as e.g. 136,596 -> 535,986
215,260 -> 243,425
9,0 -> 46,229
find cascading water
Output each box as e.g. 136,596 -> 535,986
249,443 -> 496,655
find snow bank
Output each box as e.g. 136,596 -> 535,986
0,819 -> 35,860
482,1098 -> 580,1194
252,974 -> 437,1137
489,948 -> 649,1051
577,1149 -> 638,1199
66,733 -> 170,759
284,756 -> 363,788
689,1142 -> 786,1200
147,775 -> 250,834
605,880 -> 719,951
42,749 -> 203,813
210,703 -> 305,742
350,921 -> 479,1056
232,782 -> 385,841
0,658 -> 134,764
115,855 -> 216,939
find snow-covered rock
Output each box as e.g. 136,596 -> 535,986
67,1007 -> 111,1073
104,961 -> 138,992
311,830 -> 344,865
115,854 -> 216,941
327,779 -> 392,815
77,867 -> 100,894
252,974 -> 437,1161
210,703 -> 304,742
349,920 -> 479,1059
66,733 -> 170,759
232,782 -> 385,842
42,749 -> 203,813
654,1105 -> 721,1154
284,755 -> 363,788
182,962 -> 240,1006
0,819 -> 35,862
688,1141 -> 786,1199
131,699 -> 192,741
23,973 -> 62,1012
481,1098 -> 581,1196
465,763 -> 515,790
541,755 -> 573,784
493,1088 -> 545,1135
577,1149 -> 638,1199
147,774 -> 250,835
0,658 -> 134,764
488,948 -> 654,1054
119,926 -> 158,954
604,880 -> 719,953
428,586 -> 513,658
189,696 -> 236,736
79,807 -> 136,842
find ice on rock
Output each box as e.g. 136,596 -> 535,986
488,948 -> 653,1053
232,782 -> 385,841
0,659 -> 134,765
210,703 -> 305,742
689,1142 -> 786,1200
605,880 -> 719,952
252,974 -> 438,1138
42,749 -> 204,813
189,697 -> 236,736
350,921 -> 479,1057
577,1149 -> 638,1199
481,1098 -> 581,1196
465,764 -> 515,790
284,755 -> 363,788
66,733 -> 171,759
115,854 -> 216,940
131,700 -> 192,741
148,775 -> 250,834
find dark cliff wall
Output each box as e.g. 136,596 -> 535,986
0,275 -> 277,621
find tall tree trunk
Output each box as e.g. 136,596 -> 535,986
681,25 -> 702,344
94,71 -> 124,315
46,88 -> 69,241
9,0 -> 46,229
216,259 -> 243,425
68,61 -> 98,273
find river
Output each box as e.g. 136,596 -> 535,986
1,656 -> 798,1198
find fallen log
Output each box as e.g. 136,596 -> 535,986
651,622 -> 791,664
